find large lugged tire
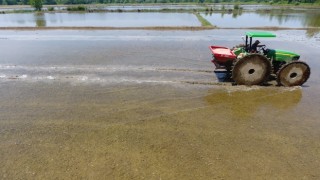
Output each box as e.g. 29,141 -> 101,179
277,61 -> 310,87
232,54 -> 272,85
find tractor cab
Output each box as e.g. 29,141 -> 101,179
243,31 -> 276,54
234,31 -> 300,63
232,31 -> 276,58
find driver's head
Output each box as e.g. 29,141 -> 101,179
255,40 -> 260,44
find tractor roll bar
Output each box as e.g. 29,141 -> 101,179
245,35 -> 252,52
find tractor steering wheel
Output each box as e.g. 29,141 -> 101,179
257,45 -> 266,54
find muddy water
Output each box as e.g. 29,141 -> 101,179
0,30 -> 320,179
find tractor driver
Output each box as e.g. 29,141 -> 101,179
250,40 -> 263,53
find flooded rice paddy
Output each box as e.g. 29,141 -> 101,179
202,11 -> 320,28
0,29 -> 320,179
0,10 -> 319,28
0,12 -> 200,27
0,4 -> 282,12
1,4 -> 320,12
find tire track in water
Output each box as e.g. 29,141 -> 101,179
0,64 -> 216,86
0,65 -> 212,73
0,65 -> 304,88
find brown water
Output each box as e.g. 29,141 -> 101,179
0,30 -> 320,179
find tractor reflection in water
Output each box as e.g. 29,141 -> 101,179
205,88 -> 302,120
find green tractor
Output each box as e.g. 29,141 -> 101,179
210,31 -> 311,86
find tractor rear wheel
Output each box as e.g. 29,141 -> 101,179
232,54 -> 272,85
276,61 -> 310,87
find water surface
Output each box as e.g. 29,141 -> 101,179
202,11 -> 320,28
0,10 -> 320,29
0,29 -> 319,179
0,12 -> 200,27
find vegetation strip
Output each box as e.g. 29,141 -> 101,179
194,13 -> 213,27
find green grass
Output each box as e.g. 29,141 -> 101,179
66,5 -> 86,11
194,12 -> 213,27
48,7 -> 55,11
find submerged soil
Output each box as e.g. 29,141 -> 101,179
1,82 -> 319,179
0,29 -> 319,179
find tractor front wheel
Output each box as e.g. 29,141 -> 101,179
276,61 -> 310,87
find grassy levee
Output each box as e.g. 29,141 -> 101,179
194,13 -> 213,27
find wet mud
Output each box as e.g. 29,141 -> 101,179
0,29 -> 320,179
